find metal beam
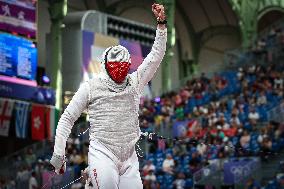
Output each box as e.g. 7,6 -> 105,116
216,0 -> 230,25
83,0 -> 89,10
48,0 -> 67,110
156,0 -> 176,92
96,0 -> 107,12
198,25 -> 240,46
175,0 -> 201,80
116,4 -> 150,16
198,0 -> 212,27
175,0 -> 199,64
203,45 -> 224,55
230,0 -> 284,48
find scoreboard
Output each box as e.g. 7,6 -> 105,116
0,33 -> 37,80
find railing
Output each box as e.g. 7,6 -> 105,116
0,140 -> 49,176
233,158 -> 261,189
192,157 -> 261,188
193,160 -> 220,185
267,101 -> 284,123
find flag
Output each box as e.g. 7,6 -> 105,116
31,104 -> 45,140
46,106 -> 59,140
0,98 -> 14,136
15,101 -> 30,138
172,121 -> 189,138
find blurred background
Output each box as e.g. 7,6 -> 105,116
0,0 -> 284,188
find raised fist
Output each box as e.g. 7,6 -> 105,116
152,3 -> 166,22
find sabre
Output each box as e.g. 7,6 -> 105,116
59,175 -> 83,189
140,131 -> 277,155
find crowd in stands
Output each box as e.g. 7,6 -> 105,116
1,19 -> 284,187
0,62 -> 283,189
138,63 -> 284,188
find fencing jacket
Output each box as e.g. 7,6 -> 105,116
53,28 -> 167,161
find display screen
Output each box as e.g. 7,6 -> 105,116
0,33 -> 37,80
0,0 -> 37,38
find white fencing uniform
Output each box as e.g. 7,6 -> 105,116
52,28 -> 167,189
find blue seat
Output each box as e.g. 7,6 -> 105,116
185,178 -> 193,188
272,142 -> 280,152
157,175 -> 163,184
232,137 -> 239,145
279,138 -> 284,147
156,152 -> 164,159
165,149 -> 173,154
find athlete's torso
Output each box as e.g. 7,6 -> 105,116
87,73 -> 141,161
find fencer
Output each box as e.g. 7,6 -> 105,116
50,3 -> 167,189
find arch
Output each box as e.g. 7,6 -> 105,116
257,7 -> 284,32
106,0 -> 152,15
117,6 -> 155,26
257,6 -> 284,20
198,25 -> 240,46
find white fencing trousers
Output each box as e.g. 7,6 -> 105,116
86,139 -> 143,189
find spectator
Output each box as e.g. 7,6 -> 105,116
230,113 -> 241,127
144,170 -> 157,182
28,171 -> 38,189
261,137 -> 272,152
16,166 -> 30,188
142,160 -> 156,176
274,76 -> 283,89
197,142 -> 207,156
25,148 -> 36,167
189,152 -> 201,174
248,107 -> 260,125
69,149 -> 82,165
162,154 -> 175,174
200,72 -> 210,84
237,67 -> 244,80
245,177 -> 261,189
240,130 -> 251,148
34,159 -> 44,187
257,91 -> 267,105
173,172 -> 186,189
144,170 -> 158,189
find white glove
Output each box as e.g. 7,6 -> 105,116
50,153 -> 66,174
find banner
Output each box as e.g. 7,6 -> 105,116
31,104 -> 45,140
223,158 -> 260,184
0,0 -> 36,37
172,120 -> 189,138
46,106 -> 59,140
0,98 -> 14,136
15,101 -> 30,138
0,80 -> 55,105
